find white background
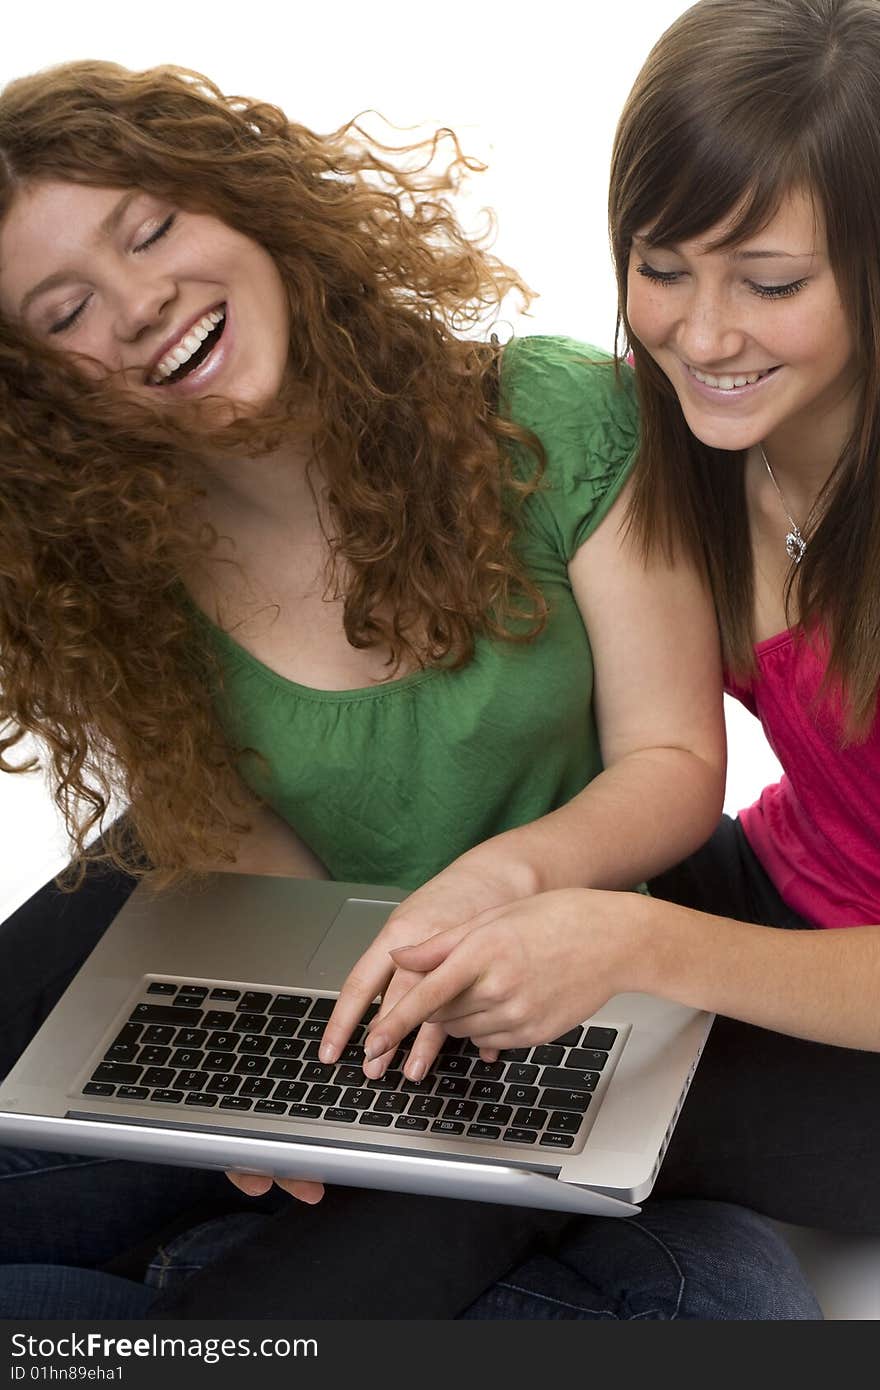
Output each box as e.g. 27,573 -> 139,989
0,0 -> 781,920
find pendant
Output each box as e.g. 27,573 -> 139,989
785,529 -> 806,565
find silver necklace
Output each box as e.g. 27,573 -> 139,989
759,445 -> 807,565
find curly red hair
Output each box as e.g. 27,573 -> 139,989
0,61 -> 547,885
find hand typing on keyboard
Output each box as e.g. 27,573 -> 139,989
358,888 -> 642,1064
319,848 -> 540,1083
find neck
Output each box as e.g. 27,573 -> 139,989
198,431 -> 320,531
760,379 -> 861,519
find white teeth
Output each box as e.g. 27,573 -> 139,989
690,365 -> 772,391
149,307 -> 226,384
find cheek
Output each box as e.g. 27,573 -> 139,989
625,278 -> 666,347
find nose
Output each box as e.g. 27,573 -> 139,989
112,269 -> 177,343
673,283 -> 746,368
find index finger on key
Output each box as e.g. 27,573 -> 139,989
319,952 -> 393,1062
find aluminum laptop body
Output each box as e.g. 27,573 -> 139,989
0,874 -> 713,1217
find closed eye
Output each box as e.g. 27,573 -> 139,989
635,262 -> 679,287
49,296 -> 91,335
133,213 -> 175,254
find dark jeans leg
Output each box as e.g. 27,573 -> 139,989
650,817 -> 880,1234
0,852 -> 280,1269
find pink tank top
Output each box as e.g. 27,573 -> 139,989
727,629 -> 880,928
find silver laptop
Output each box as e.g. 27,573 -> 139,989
0,873 -> 712,1217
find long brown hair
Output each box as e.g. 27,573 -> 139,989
610,0 -> 880,737
0,61 -> 546,884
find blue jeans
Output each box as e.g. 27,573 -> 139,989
0,1187 -> 822,1319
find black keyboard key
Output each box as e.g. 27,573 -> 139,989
395,1115 -> 429,1131
435,1056 -> 472,1077
92,1062 -> 142,1085
239,1077 -> 274,1098
82,1082 -> 115,1096
503,1128 -> 538,1145
209,988 -> 240,1002
273,1082 -> 307,1103
133,1003 -> 201,1025
325,1107 -> 357,1123
150,1088 -> 183,1103
567,1048 -> 610,1071
288,1103 -> 322,1118
170,1048 -> 205,1069
141,1025 -> 174,1045
238,992 -> 272,1012
360,1003 -> 380,1025
175,994 -> 206,1009
204,1010 -> 236,1029
234,1014 -> 268,1033
540,1132 -> 576,1149
470,1081 -> 504,1102
583,1027 -> 618,1051
550,1027 -> 584,1048
298,1020 -> 327,1041
470,1060 -> 504,1081
300,1062 -> 335,1083
176,1070 -> 209,1090
359,1111 -> 393,1127
204,1051 -> 237,1072
147,982 -> 177,995
205,1073 -> 240,1094
178,985 -> 209,998
504,1063 -> 538,1085
142,1066 -> 175,1087
113,1023 -> 144,1046
219,1096 -> 254,1112
540,1067 -> 599,1092
138,1045 -> 172,1066
305,997 -> 336,1020
267,1059 -> 303,1080
335,1065 -> 365,1087
504,1084 -> 539,1106
303,1042 -> 324,1061
268,994 -> 311,1017
548,1110 -> 584,1133
431,1119 -> 464,1135
496,1047 -> 529,1062
237,1034 -> 271,1056
530,1045 -> 564,1067
306,1084 -> 341,1106
461,1040 -> 481,1057
400,1076 -> 436,1095
254,1100 -> 287,1114
443,1099 -> 477,1122
116,1085 -> 150,1100
407,1095 -> 443,1118
477,1103 -> 512,1125
436,1076 -> 469,1098
106,1043 -> 139,1062
437,1037 -> 464,1056
339,1043 -> 366,1064
467,1124 -> 501,1140
175,1028 -> 208,1048
341,1088 -> 374,1110
540,1088 -> 593,1112
364,1071 -> 403,1091
270,1038 -> 305,1059
264,1017 -> 301,1038
233,1056 -> 269,1076
208,1032 -> 238,1051
373,1092 -> 408,1114
185,1092 -> 217,1108
513,1107 -> 548,1129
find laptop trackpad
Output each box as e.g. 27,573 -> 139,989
305,898 -> 399,984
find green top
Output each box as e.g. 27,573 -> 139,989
198,336 -> 639,891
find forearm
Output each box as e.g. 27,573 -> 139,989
635,895 -> 880,1051
455,747 -> 723,896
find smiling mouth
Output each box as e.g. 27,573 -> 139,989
149,305 -> 227,386
686,363 -> 781,392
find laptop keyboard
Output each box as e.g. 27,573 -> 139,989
81,982 -> 619,1152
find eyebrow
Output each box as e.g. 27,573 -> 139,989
18,189 -> 141,315
631,234 -> 816,261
